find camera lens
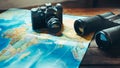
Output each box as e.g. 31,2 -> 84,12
47,18 -> 61,33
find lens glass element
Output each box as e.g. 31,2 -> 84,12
51,23 -> 60,29
95,31 -> 110,49
100,33 -> 108,42
79,27 -> 84,33
47,18 -> 61,33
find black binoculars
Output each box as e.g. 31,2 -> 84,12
74,12 -> 120,51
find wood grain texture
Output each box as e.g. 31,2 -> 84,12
81,37 -> 120,67
64,8 -> 120,16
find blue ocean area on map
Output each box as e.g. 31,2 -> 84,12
0,19 -> 24,35
0,8 -> 89,68
0,37 -> 11,51
0,40 -> 80,68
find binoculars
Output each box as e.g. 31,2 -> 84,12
74,12 -> 120,51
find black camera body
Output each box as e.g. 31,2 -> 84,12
31,3 -> 63,33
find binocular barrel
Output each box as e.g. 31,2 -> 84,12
95,25 -> 120,49
74,12 -> 119,36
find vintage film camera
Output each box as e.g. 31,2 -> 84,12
31,3 -> 63,33
74,12 -> 120,52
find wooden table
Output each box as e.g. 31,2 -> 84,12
64,8 -> 120,68
1,3 -> 120,68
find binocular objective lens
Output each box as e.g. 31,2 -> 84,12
100,33 -> 108,42
78,27 -> 84,34
95,31 -> 110,49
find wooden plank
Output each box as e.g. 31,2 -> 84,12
96,0 -> 120,8
81,35 -> 120,66
81,35 -> 120,65
80,66 -> 120,68
81,48 -> 120,65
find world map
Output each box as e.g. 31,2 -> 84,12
0,8 -> 91,68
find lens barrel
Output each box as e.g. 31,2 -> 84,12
47,18 -> 61,33
95,25 -> 120,49
74,12 -> 115,36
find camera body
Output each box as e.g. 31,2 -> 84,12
31,3 -> 63,33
